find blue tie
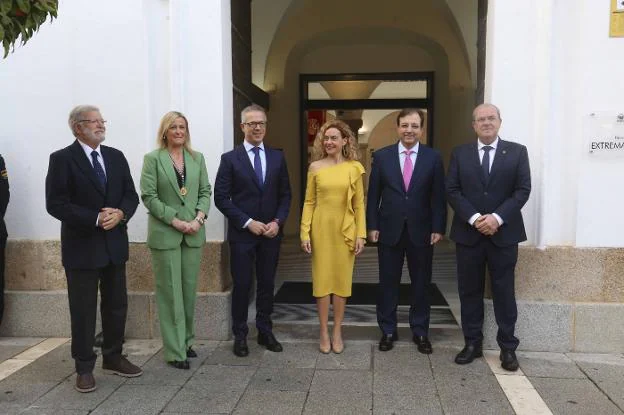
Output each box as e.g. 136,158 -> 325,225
91,151 -> 107,188
252,147 -> 263,186
482,145 -> 492,182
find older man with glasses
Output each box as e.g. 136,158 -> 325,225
45,105 -> 142,393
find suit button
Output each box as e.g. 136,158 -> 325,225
181,202 -> 185,206
484,192 -> 488,196
405,196 -> 409,200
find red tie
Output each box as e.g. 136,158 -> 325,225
403,150 -> 413,191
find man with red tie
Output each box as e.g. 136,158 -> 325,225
366,108 -> 447,354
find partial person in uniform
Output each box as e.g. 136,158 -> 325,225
300,120 -> 366,354
141,111 -> 212,369
366,109 -> 447,354
0,154 -> 9,327
446,103 -> 531,371
214,104 -> 291,357
46,105 -> 143,393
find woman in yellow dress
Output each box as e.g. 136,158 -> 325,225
300,120 -> 366,354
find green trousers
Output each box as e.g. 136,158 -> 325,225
150,242 -> 202,361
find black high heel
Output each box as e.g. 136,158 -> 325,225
167,360 -> 190,370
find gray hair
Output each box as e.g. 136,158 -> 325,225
240,104 -> 267,123
68,105 -> 100,137
472,103 -> 501,121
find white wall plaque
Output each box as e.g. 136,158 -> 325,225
587,112 -> 624,155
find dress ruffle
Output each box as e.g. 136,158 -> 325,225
341,161 -> 365,250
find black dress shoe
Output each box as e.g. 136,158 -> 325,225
500,350 -> 519,371
454,343 -> 483,364
167,360 -> 190,370
186,347 -> 197,358
378,332 -> 398,352
257,332 -> 283,352
233,338 -> 249,357
413,335 -> 433,354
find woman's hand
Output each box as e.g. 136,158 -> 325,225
172,218 -> 192,234
354,237 -> 366,256
301,240 -> 312,254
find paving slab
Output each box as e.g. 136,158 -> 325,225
203,341 -> 265,366
125,349 -> 200,386
373,393 -> 444,415
247,367 -> 314,392
259,342 -> 319,368
232,390 -> 307,414
373,370 -> 437,396
570,359 -> 624,410
5,344 -> 74,382
20,408 -> 89,414
304,369 -> 373,414
373,343 -> 432,374
530,377 -> 623,415
90,384 -> 179,415
428,346 -> 494,377
163,364 -> 256,413
315,342 -> 372,370
0,380 -> 59,414
516,351 -> 586,379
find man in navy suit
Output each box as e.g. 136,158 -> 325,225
214,104 -> 291,357
367,108 -> 447,354
446,103 -> 531,371
46,105 -> 142,393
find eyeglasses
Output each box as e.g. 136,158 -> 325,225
79,119 -> 107,125
243,121 -> 267,129
474,116 -> 498,124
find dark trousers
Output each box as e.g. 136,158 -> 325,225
65,263 -> 128,374
456,238 -> 519,351
229,238 -> 281,339
377,226 -> 433,337
0,237 -> 5,326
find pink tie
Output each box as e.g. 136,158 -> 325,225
403,150 -> 414,191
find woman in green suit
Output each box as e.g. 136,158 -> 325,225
140,111 -> 212,369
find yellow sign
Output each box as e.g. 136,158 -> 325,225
611,0 -> 624,37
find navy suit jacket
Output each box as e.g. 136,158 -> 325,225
366,142 -> 447,247
446,138 -> 531,247
45,140 -> 139,269
214,144 -> 291,242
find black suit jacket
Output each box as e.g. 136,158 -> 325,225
0,155 -> 9,241
446,138 -> 531,247
214,144 -> 291,243
45,140 -> 139,269
366,143 -> 447,247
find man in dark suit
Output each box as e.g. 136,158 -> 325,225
446,103 -> 531,371
214,104 -> 291,357
367,108 -> 447,354
46,105 -> 142,393
0,154 -> 9,327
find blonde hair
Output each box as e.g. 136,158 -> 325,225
311,120 -> 360,162
156,111 -> 195,156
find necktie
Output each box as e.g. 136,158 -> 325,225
251,147 -> 263,186
402,150 -> 414,191
482,145 -> 492,182
91,151 -> 106,188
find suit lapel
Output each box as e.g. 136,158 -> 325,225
237,145 -> 262,189
70,140 -> 105,196
391,144 -> 405,192
488,139 -> 507,185
407,145 -> 424,193
158,149 -> 184,201
469,142 -> 486,187
184,148 -> 199,192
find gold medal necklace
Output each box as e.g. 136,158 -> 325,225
169,151 -> 187,195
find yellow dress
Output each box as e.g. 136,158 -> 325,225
300,160 -> 366,298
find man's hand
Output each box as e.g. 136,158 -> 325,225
367,230 -> 379,243
475,214 -> 499,236
301,240 -> 311,254
99,208 -> 123,230
354,237 -> 366,255
262,221 -> 279,239
248,220 -> 269,236
430,233 -> 443,245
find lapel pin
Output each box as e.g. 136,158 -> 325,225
502,150 -> 507,154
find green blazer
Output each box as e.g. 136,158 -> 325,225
140,148 -> 212,249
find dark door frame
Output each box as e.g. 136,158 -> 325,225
299,71 -> 435,202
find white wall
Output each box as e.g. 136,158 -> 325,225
0,0 -> 232,242
486,0 -> 624,248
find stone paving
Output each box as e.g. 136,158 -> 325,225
0,329 -> 623,415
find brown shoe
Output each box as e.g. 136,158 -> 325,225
102,355 -> 143,378
75,373 -> 96,393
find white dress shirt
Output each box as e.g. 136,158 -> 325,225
398,141 -> 419,174
77,139 -> 106,176
242,140 -> 267,228
468,137 -> 503,226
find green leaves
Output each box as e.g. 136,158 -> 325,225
0,0 -> 58,58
